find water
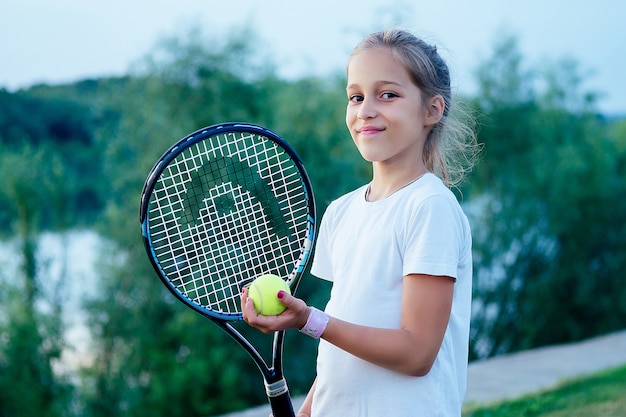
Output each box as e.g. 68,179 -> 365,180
0,229 -> 102,372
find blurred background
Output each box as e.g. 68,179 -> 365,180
1,1 -> 625,416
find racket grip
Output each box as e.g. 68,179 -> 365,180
266,378 -> 295,417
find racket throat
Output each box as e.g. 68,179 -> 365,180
265,378 -> 290,398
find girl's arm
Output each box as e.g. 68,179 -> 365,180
242,273 -> 454,376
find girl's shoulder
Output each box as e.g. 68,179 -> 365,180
400,173 -> 457,205
324,184 -> 368,215
397,174 -> 468,226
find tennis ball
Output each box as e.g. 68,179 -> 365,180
247,274 -> 291,316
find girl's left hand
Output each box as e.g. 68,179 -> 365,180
241,287 -> 310,333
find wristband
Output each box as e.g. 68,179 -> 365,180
299,307 -> 330,339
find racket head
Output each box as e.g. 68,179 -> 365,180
140,123 -> 315,321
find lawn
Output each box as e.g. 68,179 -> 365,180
462,364 -> 626,417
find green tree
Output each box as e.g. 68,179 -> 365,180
0,146 -> 73,417
0,89 -> 103,228
468,34 -> 626,358
0,88 -> 99,416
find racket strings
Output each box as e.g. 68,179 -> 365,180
147,131 -> 310,316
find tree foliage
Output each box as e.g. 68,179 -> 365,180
0,147 -> 73,416
467,34 -> 626,358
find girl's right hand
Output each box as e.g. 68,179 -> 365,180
241,287 -> 310,333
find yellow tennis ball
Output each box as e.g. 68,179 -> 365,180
247,274 -> 291,316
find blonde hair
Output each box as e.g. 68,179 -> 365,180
350,29 -> 481,187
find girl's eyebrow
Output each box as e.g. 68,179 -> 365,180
346,80 -> 405,90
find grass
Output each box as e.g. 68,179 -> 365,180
462,364 -> 626,417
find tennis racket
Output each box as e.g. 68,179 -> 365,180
139,122 -> 316,417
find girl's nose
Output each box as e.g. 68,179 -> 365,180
357,97 -> 377,119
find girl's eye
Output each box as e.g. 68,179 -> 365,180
349,94 -> 364,103
381,92 -> 398,99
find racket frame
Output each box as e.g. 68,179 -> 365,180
139,123 -> 316,417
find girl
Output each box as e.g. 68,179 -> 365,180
242,28 -> 480,417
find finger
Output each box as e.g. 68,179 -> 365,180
240,288 -> 258,321
240,287 -> 248,319
276,291 -> 305,313
243,297 -> 258,320
240,287 -> 248,306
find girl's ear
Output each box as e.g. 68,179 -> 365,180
424,95 -> 445,127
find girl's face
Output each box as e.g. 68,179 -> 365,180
346,47 -> 437,168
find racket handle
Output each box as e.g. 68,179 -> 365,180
266,379 -> 295,417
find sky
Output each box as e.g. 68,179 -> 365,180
1,0 -> 625,115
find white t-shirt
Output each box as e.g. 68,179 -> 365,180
310,173 -> 472,417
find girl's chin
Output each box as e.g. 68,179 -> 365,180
355,148 -> 387,163
355,151 -> 377,163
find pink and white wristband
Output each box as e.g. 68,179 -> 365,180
299,307 -> 330,339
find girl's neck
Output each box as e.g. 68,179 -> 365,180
366,166 -> 429,202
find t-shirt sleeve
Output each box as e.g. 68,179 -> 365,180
402,194 -> 465,279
